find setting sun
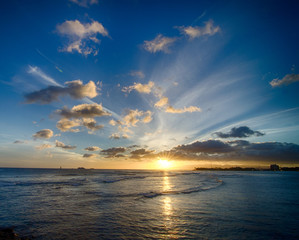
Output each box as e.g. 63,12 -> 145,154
157,159 -> 172,169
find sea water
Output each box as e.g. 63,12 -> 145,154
0,168 -> 299,239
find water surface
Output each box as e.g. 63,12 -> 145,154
0,168 -> 298,239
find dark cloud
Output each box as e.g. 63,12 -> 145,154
25,80 -> 97,104
83,153 -> 97,158
130,148 -> 154,155
175,140 -> 234,153
127,145 -> 140,149
82,119 -> 104,132
56,103 -> 111,119
33,129 -> 53,139
130,148 -> 155,159
55,140 -> 76,150
109,133 -> 128,140
214,126 -> 265,138
114,154 -> 126,158
101,147 -> 126,158
171,140 -> 299,162
14,140 -> 25,144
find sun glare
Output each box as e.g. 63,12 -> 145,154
157,159 -> 172,169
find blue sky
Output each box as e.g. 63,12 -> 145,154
0,0 -> 298,169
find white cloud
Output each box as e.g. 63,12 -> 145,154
122,81 -> 154,94
144,34 -> 177,53
56,19 -> 108,56
270,73 -> 299,87
178,20 -> 220,39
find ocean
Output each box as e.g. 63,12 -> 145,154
0,168 -> 299,239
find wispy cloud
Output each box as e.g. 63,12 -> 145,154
165,105 -> 201,113
144,34 -> 177,53
69,0 -> 98,8
123,109 -> 152,127
178,20 -> 220,40
35,144 -> 53,150
56,19 -> 108,56
25,80 -> 98,104
129,70 -> 145,79
122,81 -> 155,94
13,140 -> 26,144
270,73 -> 299,87
155,96 -> 201,114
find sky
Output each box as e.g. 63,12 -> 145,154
0,0 -> 298,169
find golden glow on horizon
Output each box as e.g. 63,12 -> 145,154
157,159 -> 173,169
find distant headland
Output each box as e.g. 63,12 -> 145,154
194,164 -> 299,171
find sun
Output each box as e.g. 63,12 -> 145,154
157,159 -> 172,170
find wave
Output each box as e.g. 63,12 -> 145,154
102,175 -> 147,183
85,178 -> 224,199
12,177 -> 89,187
100,171 -> 201,184
139,179 -> 223,199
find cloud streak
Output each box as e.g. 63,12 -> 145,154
270,73 -> 299,87
28,65 -> 61,86
155,96 -> 201,114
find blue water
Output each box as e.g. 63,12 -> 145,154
0,168 -> 299,239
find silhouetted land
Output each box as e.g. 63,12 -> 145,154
194,167 -> 299,171
0,228 -> 32,240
